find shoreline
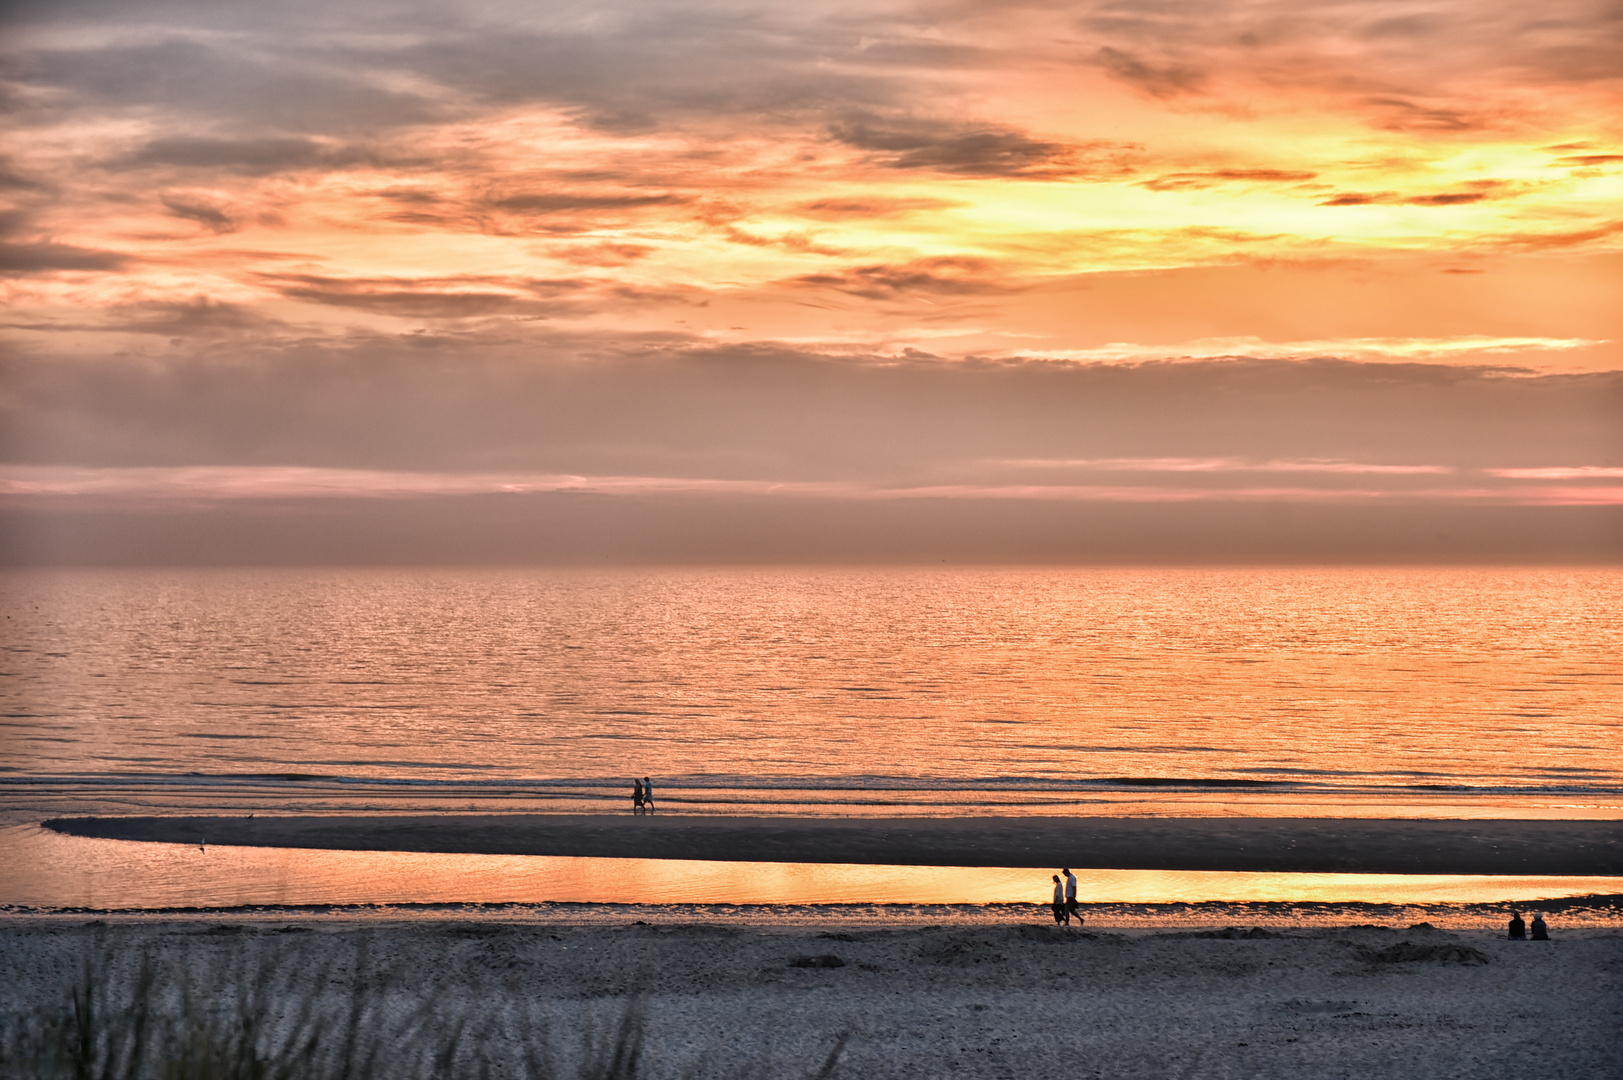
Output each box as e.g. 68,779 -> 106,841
44,814 -> 1623,876
7,894 -> 1623,930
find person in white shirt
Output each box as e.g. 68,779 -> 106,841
1063,867 -> 1082,926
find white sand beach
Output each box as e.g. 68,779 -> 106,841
3,913 -> 1618,1079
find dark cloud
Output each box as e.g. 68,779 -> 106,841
256,273 -> 591,319
375,189 -> 442,204
1094,46 -> 1208,98
1079,1 -> 1623,136
792,257 -> 1012,299
489,193 -> 690,214
1363,96 -> 1484,133
0,158 -> 50,191
4,342 -> 1617,483
0,241 -> 128,276
829,115 -> 1134,178
1406,192 -> 1490,206
1556,154 -> 1623,167
1140,169 -> 1317,191
161,196 -> 236,233
99,297 -> 284,336
797,197 -> 958,219
1318,190 -> 1499,207
4,38 -> 445,135
125,135 -> 366,176
6,339 -> 1620,565
9,496 -> 1619,567
1318,192 -> 1393,207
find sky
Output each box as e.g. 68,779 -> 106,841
2,0 -> 1620,563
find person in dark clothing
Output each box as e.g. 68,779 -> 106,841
642,777 -> 655,812
1508,911 -> 1526,940
632,778 -> 644,814
1051,875 -> 1067,924
1530,913 -> 1549,940
1062,867 -> 1082,925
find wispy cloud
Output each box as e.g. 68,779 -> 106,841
998,458 -> 1457,475
6,464 -> 1619,506
1006,336 -> 1607,365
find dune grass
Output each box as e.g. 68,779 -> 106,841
0,932 -> 846,1080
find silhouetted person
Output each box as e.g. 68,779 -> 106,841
1507,910 -> 1526,940
1062,867 -> 1082,926
1051,875 -> 1067,924
632,778 -> 644,814
642,777 -> 655,812
1530,913 -> 1549,940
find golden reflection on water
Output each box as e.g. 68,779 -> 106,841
5,567 -> 1621,816
6,826 -> 1619,911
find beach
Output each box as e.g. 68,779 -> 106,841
44,814 -> 1623,876
3,912 -> 1619,1079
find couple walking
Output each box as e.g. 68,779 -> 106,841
1051,868 -> 1082,926
632,777 -> 656,813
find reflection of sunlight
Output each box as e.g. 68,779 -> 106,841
5,827 -> 1619,911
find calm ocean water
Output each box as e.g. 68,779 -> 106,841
4,565 -> 1620,821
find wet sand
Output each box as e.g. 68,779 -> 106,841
44,814 -> 1623,875
2,914 -> 1618,1079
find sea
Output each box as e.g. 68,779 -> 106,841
3,565 -> 1621,914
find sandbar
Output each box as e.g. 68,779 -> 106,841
43,814 -> 1623,875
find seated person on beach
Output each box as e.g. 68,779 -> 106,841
1508,911 -> 1526,940
1530,913 -> 1549,940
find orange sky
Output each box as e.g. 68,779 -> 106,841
2,0 -> 1620,561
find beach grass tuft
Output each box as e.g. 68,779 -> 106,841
0,932 -> 845,1080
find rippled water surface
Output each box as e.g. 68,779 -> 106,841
4,565 -> 1619,819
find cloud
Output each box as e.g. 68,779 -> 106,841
126,135 -> 364,176
1555,154 -> 1623,167
1139,169 -> 1317,191
829,115 -> 1135,179
1094,46 -> 1208,98
7,461 -> 1619,508
1319,188 -> 1511,207
161,195 -> 236,233
488,192 -> 690,214
257,273 -> 592,319
1005,335 -> 1605,364
797,197 -> 959,219
792,257 -> 1013,299
0,241 -> 128,275
3,344 -> 1617,486
6,37 -> 446,136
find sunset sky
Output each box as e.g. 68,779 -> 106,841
2,0 -> 1620,562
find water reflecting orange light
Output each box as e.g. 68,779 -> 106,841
5,826 -> 1618,912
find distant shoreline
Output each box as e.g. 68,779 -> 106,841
44,815 -> 1623,876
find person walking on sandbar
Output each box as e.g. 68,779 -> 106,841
632,778 -> 644,814
1051,875 -> 1067,924
642,777 -> 655,812
1062,867 -> 1082,926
